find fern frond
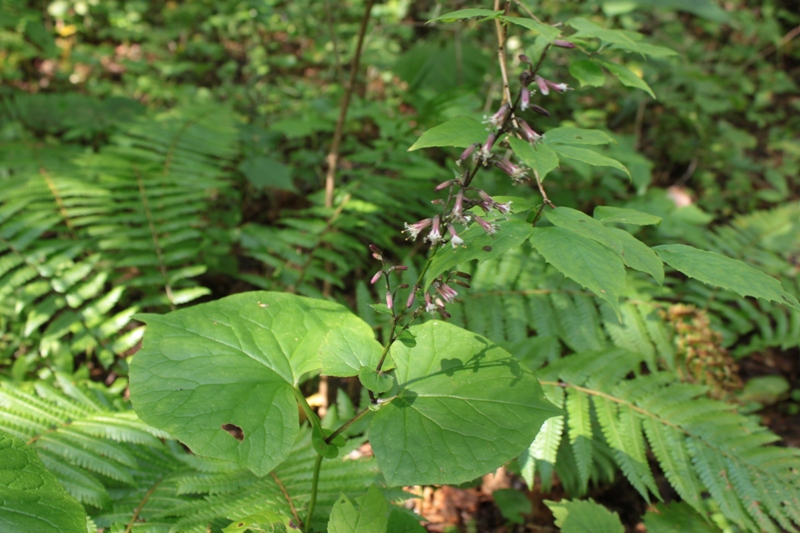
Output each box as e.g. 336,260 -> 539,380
534,349 -> 800,532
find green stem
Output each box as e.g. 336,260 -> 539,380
294,387 -> 324,435
304,454 -> 324,532
324,407 -> 372,444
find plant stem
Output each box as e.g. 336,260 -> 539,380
304,454 -> 324,532
324,407 -> 372,444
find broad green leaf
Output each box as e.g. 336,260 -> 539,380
606,228 -> 664,284
223,511 -> 294,532
408,117 -> 487,151
543,128 -> 616,146
238,156 -> 295,192
328,484 -> 390,533
369,321 -> 559,486
500,16 -> 561,41
0,429 -> 86,533
653,244 -> 800,310
530,227 -> 625,318
545,499 -> 624,533
622,0 -> 731,23
320,329 -> 383,377
428,9 -> 502,23
129,291 -> 373,476
569,60 -> 605,87
596,60 -> 655,99
552,145 -> 630,177
643,502 -> 720,532
359,366 -> 394,394
567,18 -> 676,58
594,206 -> 661,226
545,207 -> 623,254
387,508 -> 427,533
508,137 -> 559,181
423,218 -> 535,290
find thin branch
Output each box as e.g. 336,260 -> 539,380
740,24 -> 800,70
324,0 -> 376,209
513,0 -> 543,22
493,0 -> 514,105
270,471 -> 301,527
124,478 -> 163,533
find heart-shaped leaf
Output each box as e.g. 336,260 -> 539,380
369,321 -> 560,486
129,291 -> 372,476
0,429 -> 87,533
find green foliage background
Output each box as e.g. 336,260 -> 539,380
0,0 -> 799,531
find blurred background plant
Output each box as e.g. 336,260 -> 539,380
1,0 -> 799,531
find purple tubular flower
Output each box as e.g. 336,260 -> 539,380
435,282 -> 458,303
434,297 -> 451,318
545,79 -> 570,93
447,225 -> 465,248
519,120 -> 541,143
474,215 -> 498,235
519,54 -> 532,64
403,218 -> 432,240
453,190 -> 464,219
496,157 -> 528,182
485,103 -> 509,129
458,144 -> 478,166
370,270 -> 382,285
535,75 -> 550,95
553,39 -> 576,49
478,133 -> 496,164
385,291 -> 393,310
520,87 -> 530,111
496,201 -> 512,215
393,265 -> 408,272
530,104 -> 550,117
424,292 -> 437,313
435,179 -> 455,191
406,286 -> 417,308
425,215 -> 443,245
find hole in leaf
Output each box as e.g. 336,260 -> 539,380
221,423 -> 244,441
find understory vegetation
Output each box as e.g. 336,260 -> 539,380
1,1 -> 799,532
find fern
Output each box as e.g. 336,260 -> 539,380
0,96 -> 239,370
532,349 -> 800,532
0,375 -> 376,532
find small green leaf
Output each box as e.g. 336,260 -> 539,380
428,9 -> 502,23
500,16 -> 561,41
594,206 -> 662,226
530,227 -> 625,318
312,426 -> 340,458
129,291 -> 373,476
544,127 -> 616,146
552,145 -> 630,177
493,489 -> 532,524
596,60 -> 656,99
369,303 -> 393,316
545,499 -> 624,533
653,244 -> 800,310
508,137 -> 559,181
408,117 -> 488,151
370,321 -> 560,486
320,328 -> 383,377
396,329 -> 417,348
329,484 -> 390,533
423,219 -> 535,290
569,60 -> 605,88
0,429 -> 87,533
359,366 -> 394,394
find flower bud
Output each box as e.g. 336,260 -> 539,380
457,144 -> 478,166
406,289 -> 416,309
553,39 -> 576,49
530,104 -> 550,116
434,179 -> 455,191
385,291 -> 393,310
520,86 -> 530,111
535,75 -> 550,96
370,270 -> 382,285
